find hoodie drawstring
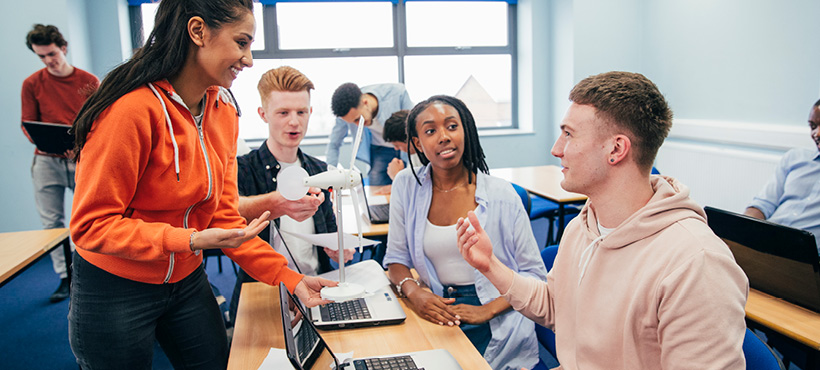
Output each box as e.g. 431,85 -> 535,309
147,83 -> 180,182
578,234 -> 605,286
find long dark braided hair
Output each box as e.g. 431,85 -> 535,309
71,0 -> 253,161
406,95 -> 489,186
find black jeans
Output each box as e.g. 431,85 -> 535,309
68,253 -> 228,369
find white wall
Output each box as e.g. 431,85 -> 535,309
0,0 -> 130,232
643,0 -> 820,124
1,0 -> 74,233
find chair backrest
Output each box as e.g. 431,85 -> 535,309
511,183 -> 532,215
534,245 -> 560,360
743,328 -> 785,370
651,166 -> 660,175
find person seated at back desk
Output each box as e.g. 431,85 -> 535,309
374,109 -> 423,195
229,66 -> 353,326
383,95 -> 547,370
745,99 -> 820,256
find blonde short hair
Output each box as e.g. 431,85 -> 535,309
257,66 -> 314,103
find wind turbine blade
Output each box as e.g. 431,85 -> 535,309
277,166 -> 310,201
350,187 -> 365,254
349,115 -> 366,171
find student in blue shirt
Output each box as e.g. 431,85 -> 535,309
325,83 -> 414,185
382,95 -> 547,370
745,99 -> 820,255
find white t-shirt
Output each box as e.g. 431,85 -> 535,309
422,220 -> 474,286
275,159 -> 319,275
597,222 -> 615,237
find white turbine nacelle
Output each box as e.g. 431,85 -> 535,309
303,169 -> 362,191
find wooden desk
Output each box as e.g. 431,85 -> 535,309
228,283 -> 491,370
0,228 -> 71,288
746,288 -> 820,368
491,165 -> 587,242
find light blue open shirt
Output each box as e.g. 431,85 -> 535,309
383,165 -> 548,370
325,83 -> 414,168
748,147 -> 820,255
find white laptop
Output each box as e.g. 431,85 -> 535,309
309,260 -> 405,329
279,282 -> 463,370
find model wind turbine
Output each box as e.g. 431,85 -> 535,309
278,116 -> 368,301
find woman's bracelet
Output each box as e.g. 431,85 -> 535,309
189,231 -> 197,251
396,277 -> 420,297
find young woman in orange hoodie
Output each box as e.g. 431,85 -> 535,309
68,0 -> 335,368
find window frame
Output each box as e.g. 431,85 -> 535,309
129,0 -> 518,139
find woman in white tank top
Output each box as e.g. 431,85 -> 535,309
383,95 -> 547,370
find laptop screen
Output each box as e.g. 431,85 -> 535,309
279,282 -> 339,370
705,206 -> 820,312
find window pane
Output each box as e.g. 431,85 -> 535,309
406,2 -> 507,47
252,2 -> 264,51
404,55 -> 512,128
231,57 -> 399,140
276,2 -> 393,50
140,3 -> 159,45
140,3 -> 263,50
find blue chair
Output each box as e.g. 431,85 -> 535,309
534,245 -> 559,366
651,166 -> 660,175
203,249 -> 237,275
743,328 -> 786,370
512,183 -> 532,215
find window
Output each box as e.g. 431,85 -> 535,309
129,0 -> 517,142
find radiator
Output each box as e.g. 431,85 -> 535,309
653,118 -> 813,213
655,141 -> 782,213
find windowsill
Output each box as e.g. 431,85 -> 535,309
244,127 -> 536,149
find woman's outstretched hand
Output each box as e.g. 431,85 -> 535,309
191,211 -> 271,251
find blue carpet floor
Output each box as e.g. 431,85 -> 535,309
0,254 -> 238,369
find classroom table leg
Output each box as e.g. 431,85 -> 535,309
62,236 -> 72,286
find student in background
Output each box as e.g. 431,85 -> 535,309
68,1 -> 335,368
325,82 -> 414,185
457,71 -> 748,370
745,99 -> 820,255
229,65 -> 353,325
383,95 -> 547,370
21,24 -> 99,303
374,109 -> 419,195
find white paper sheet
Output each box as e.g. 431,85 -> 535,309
317,259 -> 391,293
278,229 -> 379,251
258,347 -> 294,369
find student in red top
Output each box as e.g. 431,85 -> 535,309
68,0 -> 335,367
21,24 -> 99,303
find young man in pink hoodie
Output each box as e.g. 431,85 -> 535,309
456,71 -> 749,370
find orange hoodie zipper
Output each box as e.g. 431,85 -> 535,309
163,93 -> 214,283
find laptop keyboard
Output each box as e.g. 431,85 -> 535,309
319,298 -> 372,321
296,320 -> 319,362
370,204 -> 390,222
353,355 -> 418,370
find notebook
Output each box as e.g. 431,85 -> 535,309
705,206 -> 820,312
356,173 -> 389,224
309,260 -> 405,329
22,121 -> 74,155
279,282 -> 463,370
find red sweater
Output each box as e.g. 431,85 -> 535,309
20,67 -> 99,156
70,80 -> 304,290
